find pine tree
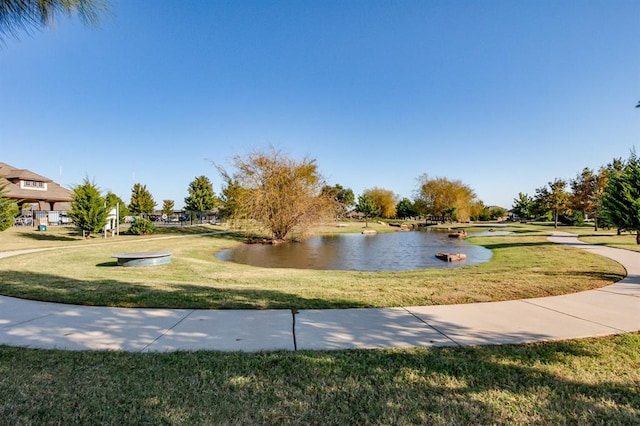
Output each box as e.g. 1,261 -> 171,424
602,153 -> 640,243
68,178 -> 108,238
0,181 -> 18,231
161,200 -> 175,218
129,183 -> 155,216
184,176 -> 217,223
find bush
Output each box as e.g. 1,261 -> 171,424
127,218 -> 155,235
560,211 -> 585,226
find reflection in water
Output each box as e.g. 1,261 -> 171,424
217,230 -> 498,271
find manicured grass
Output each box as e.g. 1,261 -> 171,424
0,225 -> 626,309
578,233 -> 640,253
0,224 -> 225,251
0,333 -> 638,424
1,223 -> 637,424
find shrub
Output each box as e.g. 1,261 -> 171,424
127,218 -> 155,235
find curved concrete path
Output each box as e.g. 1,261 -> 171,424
0,232 -> 638,352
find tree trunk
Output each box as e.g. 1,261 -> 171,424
554,209 -> 558,229
636,231 -> 640,245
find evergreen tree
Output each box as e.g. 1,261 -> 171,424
396,197 -> 417,219
184,176 -> 217,222
602,152 -> 640,243
0,181 -> 18,231
68,178 -> 108,238
161,200 -> 175,218
129,183 -> 155,216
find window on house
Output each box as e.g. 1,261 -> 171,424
23,180 -> 45,188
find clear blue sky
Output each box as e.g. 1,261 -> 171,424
1,0 -> 638,210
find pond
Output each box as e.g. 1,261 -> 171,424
217,229 -> 507,272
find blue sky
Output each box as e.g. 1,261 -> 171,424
1,0 -> 638,210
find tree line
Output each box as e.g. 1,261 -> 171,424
2,147 -> 638,243
511,151 -> 640,242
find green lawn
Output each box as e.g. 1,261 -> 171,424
0,223 -> 637,424
0,334 -> 638,424
0,224 -> 625,309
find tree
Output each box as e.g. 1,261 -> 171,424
534,179 -> 570,229
0,180 -> 18,231
321,184 -> 355,218
217,148 -> 333,241
511,193 -> 533,221
105,191 -> 129,223
184,176 -> 217,223
0,0 -> 108,42
602,152 -> 640,243
218,177 -> 242,219
413,175 -> 478,222
570,167 -> 608,231
396,197 -> 417,219
488,206 -> 507,220
161,200 -> 175,219
355,193 -> 380,227
129,183 -> 155,217
68,178 -> 108,238
363,187 -> 398,219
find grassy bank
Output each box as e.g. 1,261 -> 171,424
0,226 -> 625,309
0,334 -> 638,424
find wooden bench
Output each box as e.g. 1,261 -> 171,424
112,251 -> 172,267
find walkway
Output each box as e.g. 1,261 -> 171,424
0,232 -> 638,352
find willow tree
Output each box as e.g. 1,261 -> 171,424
413,175 -> 478,222
363,187 -> 398,219
217,148 -> 333,241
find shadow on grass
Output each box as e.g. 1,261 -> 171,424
545,270 -> 626,282
96,261 -> 118,267
17,232 -> 78,242
0,324 -> 636,423
0,270 -> 369,310
478,241 -> 554,250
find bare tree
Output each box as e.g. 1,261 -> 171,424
217,148 -> 334,241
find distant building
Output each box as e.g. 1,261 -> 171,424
0,162 -> 73,212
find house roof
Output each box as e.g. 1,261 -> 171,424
0,162 -> 72,203
0,162 -> 52,182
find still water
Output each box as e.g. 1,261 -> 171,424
217,230 -> 500,271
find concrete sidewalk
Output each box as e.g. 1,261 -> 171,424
0,232 -> 638,352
